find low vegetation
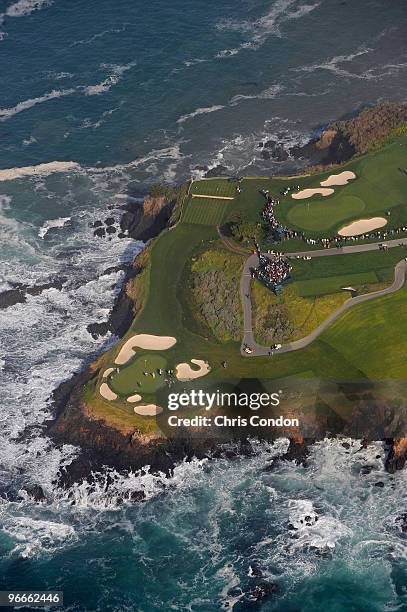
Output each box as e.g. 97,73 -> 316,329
188,249 -> 244,342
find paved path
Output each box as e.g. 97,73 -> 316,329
240,239 -> 407,357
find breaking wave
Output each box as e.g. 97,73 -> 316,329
0,88 -> 76,121
215,0 -> 320,55
4,0 -> 52,18
83,60 -> 137,96
38,216 -> 71,239
177,104 -> 225,125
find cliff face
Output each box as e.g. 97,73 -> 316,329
291,101 -> 407,167
120,194 -> 174,242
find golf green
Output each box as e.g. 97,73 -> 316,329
109,354 -> 168,396
287,195 -> 365,231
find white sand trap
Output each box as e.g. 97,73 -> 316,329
176,359 -> 211,381
127,394 -> 142,403
115,334 -> 176,365
134,404 -> 163,416
99,383 -> 117,401
338,217 -> 388,236
320,171 -> 356,187
291,188 -> 334,200
102,367 -> 116,378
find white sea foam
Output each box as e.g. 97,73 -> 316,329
4,0 -> 52,18
215,0 -> 320,55
70,24 -> 129,47
0,88 -> 75,121
229,83 -> 284,105
0,161 -> 80,182
2,516 -> 76,558
80,105 -> 122,130
83,61 -> 137,96
38,216 -> 71,239
22,135 -> 37,146
177,105 -> 225,125
292,47 -> 374,79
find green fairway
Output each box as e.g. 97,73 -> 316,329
321,285 -> 407,378
291,247 -> 406,282
287,195 -> 366,231
109,353 -> 168,395
293,271 -> 378,297
183,197 -> 230,225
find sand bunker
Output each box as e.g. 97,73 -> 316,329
127,394 -> 142,403
291,188 -> 334,200
320,171 -> 356,187
338,217 -> 388,236
99,383 -> 117,401
102,367 -> 116,378
115,334 -> 176,365
134,404 -> 163,416
176,359 -> 211,381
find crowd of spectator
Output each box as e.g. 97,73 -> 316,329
252,252 -> 292,291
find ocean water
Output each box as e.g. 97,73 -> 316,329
0,0 -> 406,609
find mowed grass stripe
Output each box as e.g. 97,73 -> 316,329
183,198 -> 229,225
190,178 -> 236,198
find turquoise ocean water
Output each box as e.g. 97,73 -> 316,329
0,0 -> 406,609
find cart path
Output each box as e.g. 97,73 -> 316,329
240,238 -> 407,356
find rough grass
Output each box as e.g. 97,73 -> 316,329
252,280 -> 349,344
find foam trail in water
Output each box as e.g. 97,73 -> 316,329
0,161 -> 80,181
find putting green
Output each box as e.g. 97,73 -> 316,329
287,195 -> 365,231
109,353 -> 168,396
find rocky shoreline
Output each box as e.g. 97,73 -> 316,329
45,101 -> 407,490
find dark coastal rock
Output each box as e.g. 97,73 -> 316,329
260,140 -> 289,161
24,484 -> 46,501
91,220 -> 103,228
284,438 -> 313,466
94,227 -> 106,238
290,131 -> 356,166
385,438 -> 407,473
374,481 -> 385,488
204,165 -> 229,178
0,278 -> 66,309
395,513 -> 407,532
106,225 -> 117,235
119,208 -> 143,235
236,582 -> 278,607
87,321 -> 110,339
105,217 -> 115,226
102,265 -> 127,276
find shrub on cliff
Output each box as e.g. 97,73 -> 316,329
333,102 -> 407,154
